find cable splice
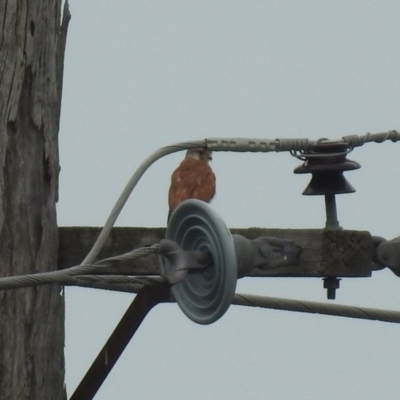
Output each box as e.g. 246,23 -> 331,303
342,130 -> 400,148
206,137 -> 311,152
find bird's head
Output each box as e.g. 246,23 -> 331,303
185,148 -> 213,162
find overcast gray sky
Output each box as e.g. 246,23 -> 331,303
59,1 -> 400,399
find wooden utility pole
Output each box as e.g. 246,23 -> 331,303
0,1 -> 70,398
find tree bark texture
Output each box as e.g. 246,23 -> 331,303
0,1 -> 70,398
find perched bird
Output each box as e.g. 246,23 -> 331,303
168,149 -> 216,221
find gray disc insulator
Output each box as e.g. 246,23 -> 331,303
166,199 -> 237,325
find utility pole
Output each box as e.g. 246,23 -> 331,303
0,2 -> 398,398
0,1 -> 70,398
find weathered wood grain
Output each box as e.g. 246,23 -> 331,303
58,227 -> 374,277
0,1 -> 70,398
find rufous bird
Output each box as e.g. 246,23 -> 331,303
168,149 -> 216,221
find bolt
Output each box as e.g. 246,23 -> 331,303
323,277 -> 341,300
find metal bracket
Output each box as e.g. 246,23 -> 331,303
374,235 -> 400,276
69,284 -> 172,400
233,235 -> 302,277
159,235 -> 302,282
158,239 -> 211,284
